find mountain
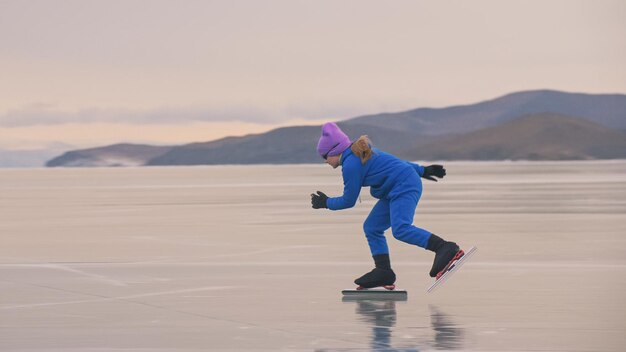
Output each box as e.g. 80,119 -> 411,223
46,144 -> 173,167
343,90 -> 626,135
44,90 -> 626,166
146,123 -> 438,165
400,113 -> 626,160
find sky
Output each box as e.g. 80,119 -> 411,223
1,0 -> 625,150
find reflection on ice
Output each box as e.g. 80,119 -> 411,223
320,300 -> 464,351
354,300 -> 399,351
429,305 -> 464,350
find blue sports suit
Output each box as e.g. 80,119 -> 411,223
326,148 -> 433,256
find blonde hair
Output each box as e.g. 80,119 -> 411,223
351,135 -> 373,164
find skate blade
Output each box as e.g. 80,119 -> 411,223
342,287 -> 408,301
427,246 -> 478,293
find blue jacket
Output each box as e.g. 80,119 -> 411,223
326,148 -> 425,210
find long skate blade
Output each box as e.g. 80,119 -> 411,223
342,287 -> 407,301
427,246 -> 478,293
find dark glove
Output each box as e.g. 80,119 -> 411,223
311,191 -> 329,209
422,164 -> 446,182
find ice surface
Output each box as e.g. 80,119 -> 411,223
1,161 -> 625,351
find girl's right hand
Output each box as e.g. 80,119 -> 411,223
422,165 -> 446,182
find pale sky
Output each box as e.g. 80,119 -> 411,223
1,0 -> 625,150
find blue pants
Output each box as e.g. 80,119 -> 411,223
363,191 -> 432,256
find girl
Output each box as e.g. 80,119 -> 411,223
311,122 -> 462,288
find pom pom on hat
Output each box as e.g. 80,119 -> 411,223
316,122 -> 351,158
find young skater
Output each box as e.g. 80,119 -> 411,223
311,122 -> 462,288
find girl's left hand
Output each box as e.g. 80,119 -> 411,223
311,191 -> 329,209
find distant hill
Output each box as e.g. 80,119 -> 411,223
46,144 -> 173,167
343,90 -> 626,135
400,113 -> 626,160
146,123 -> 438,165
45,90 -> 626,167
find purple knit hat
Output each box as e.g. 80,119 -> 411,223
316,122 -> 351,158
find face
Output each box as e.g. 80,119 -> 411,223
325,155 -> 341,169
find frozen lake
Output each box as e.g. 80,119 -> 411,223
1,161 -> 625,351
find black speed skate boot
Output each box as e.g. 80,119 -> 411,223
354,254 -> 396,289
426,234 -> 462,278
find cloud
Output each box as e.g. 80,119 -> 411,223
0,103 -> 285,127
0,101 -> 383,128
